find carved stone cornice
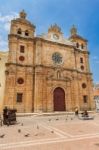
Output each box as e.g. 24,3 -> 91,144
74,48 -> 90,55
34,37 -> 74,48
6,62 -> 33,68
8,34 -> 34,42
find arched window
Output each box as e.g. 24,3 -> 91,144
76,42 -> 79,48
81,43 -> 84,49
25,30 -> 29,36
81,65 -> 84,71
17,28 -> 22,35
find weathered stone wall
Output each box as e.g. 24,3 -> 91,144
3,11 -> 94,112
0,52 -> 8,112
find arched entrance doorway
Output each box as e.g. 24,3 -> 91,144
53,87 -> 66,111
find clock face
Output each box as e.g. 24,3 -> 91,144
53,34 -> 59,40
52,52 -> 62,64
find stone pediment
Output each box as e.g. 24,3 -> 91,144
39,24 -> 74,46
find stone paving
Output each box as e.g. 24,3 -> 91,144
0,113 -> 99,150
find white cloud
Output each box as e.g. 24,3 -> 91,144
0,12 -> 18,22
0,12 -> 18,32
0,12 -> 18,51
4,22 -> 10,32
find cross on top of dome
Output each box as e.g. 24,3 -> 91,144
19,10 -> 27,19
70,25 -> 77,36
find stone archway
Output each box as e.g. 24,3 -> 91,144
53,87 -> 65,111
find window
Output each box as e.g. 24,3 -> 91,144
81,65 -> 84,71
52,52 -> 62,64
25,30 -> 29,36
17,93 -> 23,103
76,43 -> 79,48
80,57 -> 83,63
17,28 -> 22,35
82,83 -> 87,88
19,56 -> 25,61
83,95 -> 88,103
20,45 -> 25,53
17,78 -> 24,84
81,44 -> 84,49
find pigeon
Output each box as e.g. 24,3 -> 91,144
0,134 -> 5,138
48,119 -> 51,122
18,129 -> 21,133
34,133 -> 38,136
37,125 -> 39,129
24,133 -> 30,137
21,123 -> 23,126
51,131 -> 54,133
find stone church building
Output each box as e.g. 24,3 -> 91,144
4,10 -> 94,112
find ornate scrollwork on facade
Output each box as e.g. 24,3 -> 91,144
48,24 -> 62,34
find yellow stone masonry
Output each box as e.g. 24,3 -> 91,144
3,11 -> 95,112
0,51 -> 8,112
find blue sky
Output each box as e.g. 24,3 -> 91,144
0,0 -> 99,83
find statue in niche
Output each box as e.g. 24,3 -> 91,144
57,71 -> 61,79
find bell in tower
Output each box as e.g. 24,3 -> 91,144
10,10 -> 35,38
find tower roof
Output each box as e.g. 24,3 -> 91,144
69,25 -> 87,42
11,10 -> 35,29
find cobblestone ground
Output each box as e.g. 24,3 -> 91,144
0,113 -> 99,150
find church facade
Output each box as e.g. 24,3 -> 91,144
4,11 -> 94,112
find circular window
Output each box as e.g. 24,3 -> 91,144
52,52 -> 63,64
82,83 -> 87,88
19,56 -> 25,61
81,65 -> 84,70
17,78 -> 24,84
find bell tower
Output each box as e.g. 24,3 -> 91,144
4,10 -> 35,112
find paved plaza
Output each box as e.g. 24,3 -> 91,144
0,113 -> 99,150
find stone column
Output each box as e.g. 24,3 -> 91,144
25,74 -> 33,112
34,69 -> 43,112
